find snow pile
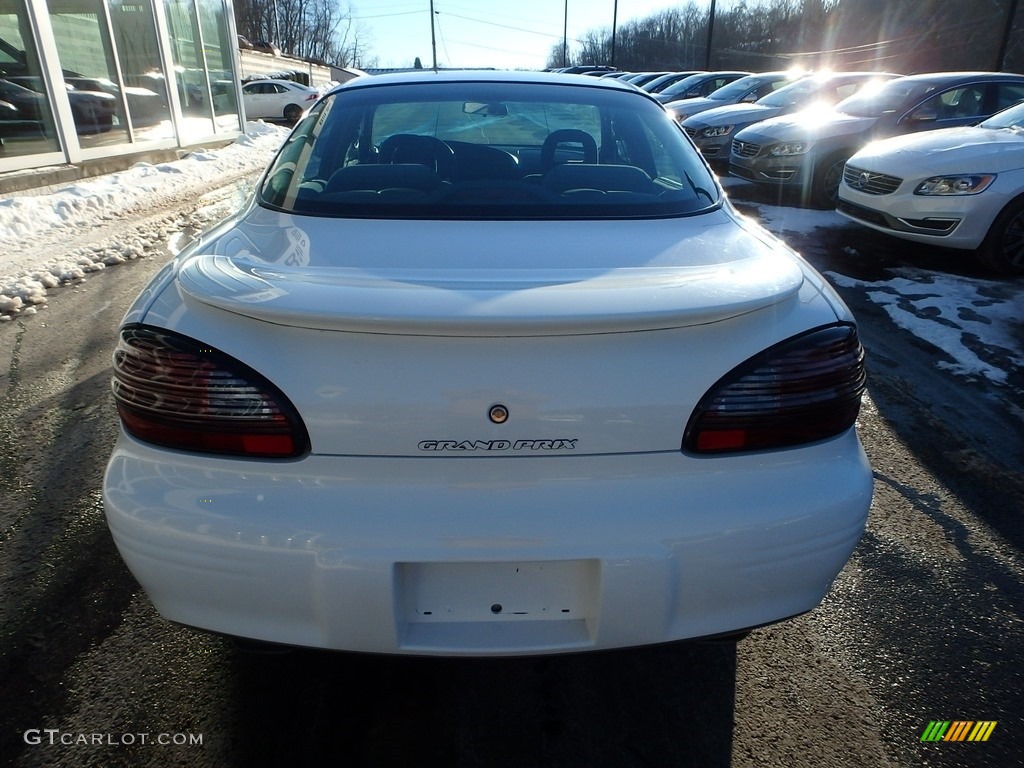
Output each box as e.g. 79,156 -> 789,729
829,269 -> 1023,385
0,121 -> 288,318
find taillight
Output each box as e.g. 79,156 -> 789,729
684,324 -> 866,454
112,325 -> 309,458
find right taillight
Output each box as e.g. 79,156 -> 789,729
683,324 -> 866,454
112,324 -> 309,459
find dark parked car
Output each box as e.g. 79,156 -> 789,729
641,71 -> 705,94
729,71 -> 1024,207
655,71 -> 751,104
666,71 -> 806,123
252,40 -> 281,56
0,77 -> 114,136
64,76 -> 167,126
681,71 -> 897,168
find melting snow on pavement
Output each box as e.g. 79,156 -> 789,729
829,270 -> 1022,385
743,194 -> 1023,388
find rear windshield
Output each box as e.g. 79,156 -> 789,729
258,80 -> 719,220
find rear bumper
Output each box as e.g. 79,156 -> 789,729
104,431 -> 872,656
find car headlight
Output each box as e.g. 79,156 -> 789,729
769,141 -> 813,156
701,124 -> 734,138
673,112 -> 690,122
914,174 -> 996,196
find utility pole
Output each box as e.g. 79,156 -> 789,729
610,0 -> 618,67
704,0 -> 717,70
563,0 -> 568,67
430,0 -> 438,70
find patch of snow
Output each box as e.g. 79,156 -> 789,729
0,122 -> 288,315
829,269 -> 1023,385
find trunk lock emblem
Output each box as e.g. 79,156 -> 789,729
489,404 -> 509,424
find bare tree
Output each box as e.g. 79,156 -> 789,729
234,0 -> 372,67
555,0 -> 1020,75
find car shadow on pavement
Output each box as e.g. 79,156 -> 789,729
227,639 -> 738,767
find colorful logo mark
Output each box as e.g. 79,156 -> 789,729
921,721 -> 997,742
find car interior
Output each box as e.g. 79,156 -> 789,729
259,85 -> 719,216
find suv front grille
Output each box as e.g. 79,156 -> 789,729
843,165 -> 902,195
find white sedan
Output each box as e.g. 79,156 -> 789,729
838,100 -> 1024,274
241,78 -> 318,122
103,70 -> 872,656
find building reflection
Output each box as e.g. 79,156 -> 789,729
0,0 -> 241,172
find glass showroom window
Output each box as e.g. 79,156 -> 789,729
197,0 -> 240,134
164,0 -> 214,140
108,0 -> 174,142
45,0 -> 131,148
0,3 -> 62,159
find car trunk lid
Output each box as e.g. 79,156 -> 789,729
177,210 -> 804,336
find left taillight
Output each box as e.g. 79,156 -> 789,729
112,325 -> 309,459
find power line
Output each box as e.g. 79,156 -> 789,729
440,10 -> 570,41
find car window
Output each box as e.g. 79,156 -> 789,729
834,81 -> 866,100
757,78 -> 827,108
757,78 -> 786,97
700,77 -> 734,96
706,75 -> 766,101
259,80 -> 719,221
995,83 -> 1024,111
838,79 -> 940,117
913,85 -> 986,120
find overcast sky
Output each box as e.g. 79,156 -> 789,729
351,0 -> 714,70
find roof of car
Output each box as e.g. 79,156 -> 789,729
892,70 -> 1024,84
333,69 -> 645,96
244,78 -> 309,86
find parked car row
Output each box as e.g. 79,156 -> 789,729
685,71 -> 898,173
728,71 -> 1024,210
673,67 -> 1024,273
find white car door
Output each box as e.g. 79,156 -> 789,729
242,83 -> 271,119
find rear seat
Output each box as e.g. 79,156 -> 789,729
540,164 -> 658,196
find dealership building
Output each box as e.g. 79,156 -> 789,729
0,1 -> 251,188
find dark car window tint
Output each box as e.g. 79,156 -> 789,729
838,80 -> 940,117
834,82 -> 865,100
995,83 -> 1024,111
915,85 -> 986,120
258,80 -> 719,220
